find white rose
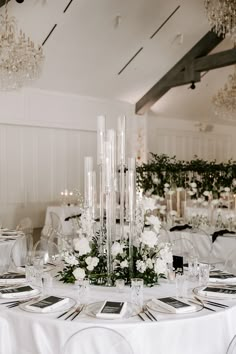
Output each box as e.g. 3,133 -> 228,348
224,187 -> 230,192
168,190 -> 175,195
152,177 -> 160,184
141,230 -> 158,248
73,237 -> 91,256
202,201 -> 208,207
164,183 -> 170,188
64,255 -> 78,266
203,191 -> 210,196
190,182 -> 197,188
73,267 -> 86,280
188,191 -> 195,196
136,260 -> 147,273
146,258 -> 153,269
120,259 -> 128,268
111,242 -> 123,257
85,256 -> 99,271
154,258 -> 167,275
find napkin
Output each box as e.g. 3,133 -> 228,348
211,229 -> 236,243
169,224 -> 192,232
64,214 -> 81,221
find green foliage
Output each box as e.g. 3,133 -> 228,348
136,153 -> 236,198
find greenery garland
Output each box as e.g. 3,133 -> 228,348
136,153 -> 236,198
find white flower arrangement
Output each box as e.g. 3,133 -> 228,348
58,204 -> 172,286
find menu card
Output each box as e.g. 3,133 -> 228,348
152,297 -> 197,313
96,301 -> 127,319
0,273 -> 26,284
199,286 -> 236,298
0,285 -> 38,298
25,296 -> 69,313
209,270 -> 236,283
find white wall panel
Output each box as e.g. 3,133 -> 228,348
147,114 -> 236,162
0,124 -> 96,228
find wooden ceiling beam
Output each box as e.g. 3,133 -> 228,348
135,31 -> 224,115
194,48 -> 236,72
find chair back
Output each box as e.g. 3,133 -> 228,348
16,217 -> 33,236
171,237 -> 198,265
10,234 -> 33,271
63,326 -> 134,354
32,239 -> 61,266
227,335 -> 236,354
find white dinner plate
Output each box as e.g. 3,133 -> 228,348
146,298 -> 203,314
19,296 -> 76,314
85,301 -> 140,320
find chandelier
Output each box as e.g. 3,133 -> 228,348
204,0 -> 236,41
0,0 -> 44,90
212,66 -> 236,121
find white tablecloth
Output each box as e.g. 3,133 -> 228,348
166,229 -> 236,265
43,206 -> 81,236
0,278 -> 236,354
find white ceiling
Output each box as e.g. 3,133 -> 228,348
5,0 -> 235,124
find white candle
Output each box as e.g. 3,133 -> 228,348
84,156 -> 93,207
117,116 -> 126,165
177,190 -> 181,217
97,115 -> 106,165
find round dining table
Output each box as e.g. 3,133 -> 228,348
0,276 -> 235,354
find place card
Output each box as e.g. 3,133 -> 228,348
199,286 -> 236,298
96,301 -> 127,319
25,296 -> 69,313
152,297 -> 197,314
0,285 -> 38,298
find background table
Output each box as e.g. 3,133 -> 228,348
42,206 -> 81,236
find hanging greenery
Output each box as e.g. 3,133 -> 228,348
136,153 -> 236,199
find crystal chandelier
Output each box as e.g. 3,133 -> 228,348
212,66 -> 236,121
0,0 -> 44,90
204,0 -> 236,41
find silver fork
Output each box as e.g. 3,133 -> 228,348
64,305 -> 83,320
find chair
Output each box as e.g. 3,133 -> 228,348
171,238 -> 198,265
32,239 -> 61,266
226,335 -> 236,354
224,248 -> 236,274
62,326 -> 134,354
16,217 -> 33,236
10,234 -> 34,271
50,211 -> 62,235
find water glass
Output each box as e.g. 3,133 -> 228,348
188,257 -> 199,281
131,278 -> 143,310
115,279 -> 125,292
75,278 -> 90,304
42,272 -> 53,294
199,263 -> 209,285
32,257 -> 44,288
175,273 -> 186,298
167,263 -> 175,282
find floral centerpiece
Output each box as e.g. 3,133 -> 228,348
57,198 -> 172,286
